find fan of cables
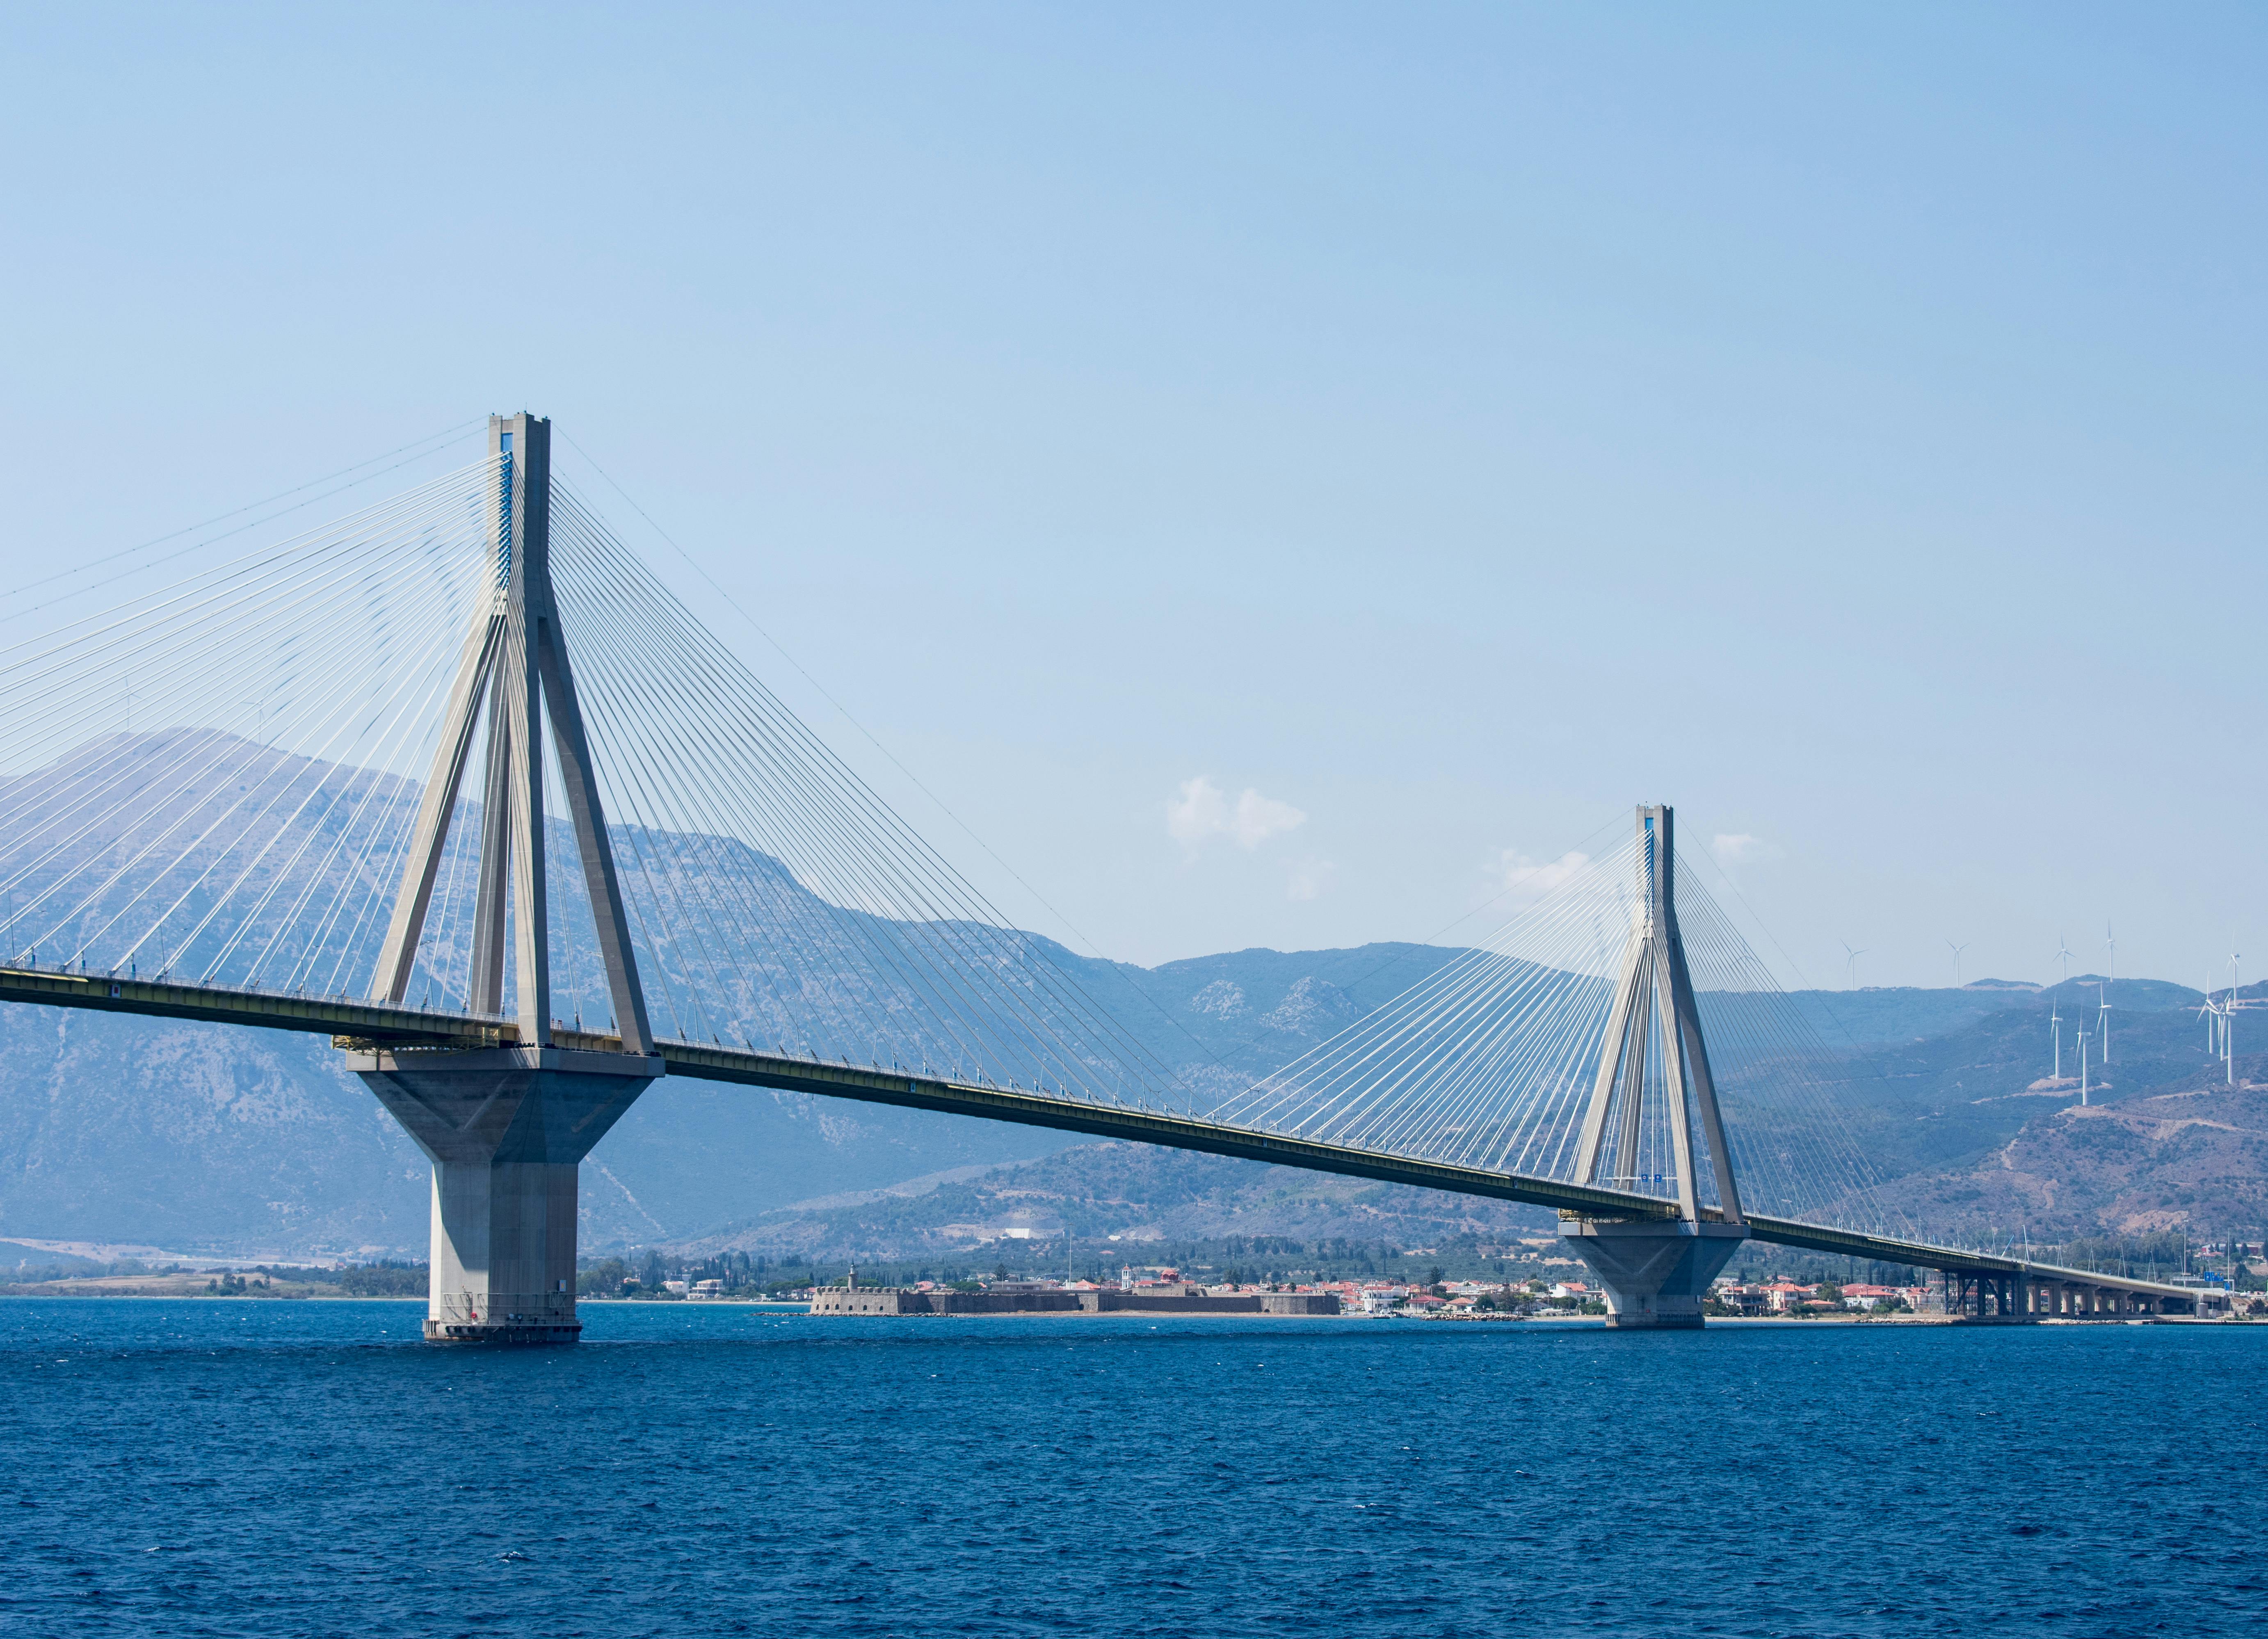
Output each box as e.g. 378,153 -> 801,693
0,458 -> 499,998
0,452 -> 1189,1113
396,475 -> 1188,1109
1210,836 -> 1912,1234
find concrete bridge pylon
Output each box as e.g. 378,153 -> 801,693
1559,804 -> 1748,1327
353,413 -> 658,1343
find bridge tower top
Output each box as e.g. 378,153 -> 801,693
370,413 -> 653,1054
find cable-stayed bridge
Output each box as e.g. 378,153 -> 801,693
0,415 -> 2201,1338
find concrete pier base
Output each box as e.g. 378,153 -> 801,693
354,1045 -> 660,1344
1560,1218 -> 1748,1329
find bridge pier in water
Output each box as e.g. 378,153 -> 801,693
355,415 -> 660,1345
1558,806 -> 1750,1328
1560,1218 -> 1748,1329
356,1047 -> 658,1342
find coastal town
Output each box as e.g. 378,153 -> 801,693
726,1265 -> 2250,1320
7,1244 -> 2251,1319
778,1267 -> 1957,1319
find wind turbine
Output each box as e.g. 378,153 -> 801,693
2227,952 -> 2242,1084
2098,981 -> 2112,1065
2077,1025 -> 2090,1105
1947,940 -> 1969,987
2050,996 -> 2063,1081
2099,923 -> 2115,1061
2054,937 -> 2075,986
1843,943 -> 1868,988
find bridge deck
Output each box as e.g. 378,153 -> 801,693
0,966 -> 2195,1301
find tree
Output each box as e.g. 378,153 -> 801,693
577,1258 -> 629,1298
338,1263 -> 427,1298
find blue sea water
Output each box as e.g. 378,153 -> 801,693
2,1301 -> 2261,1637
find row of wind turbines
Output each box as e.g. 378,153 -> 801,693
2039,924 -> 2244,1097
2197,954 -> 2245,1088
1842,924 -> 2246,1098
2042,926 -> 2121,1106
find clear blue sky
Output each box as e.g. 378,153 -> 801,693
2,5 -> 2261,990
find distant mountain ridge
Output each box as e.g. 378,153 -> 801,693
0,730 -> 2246,1255
2,918 -> 2248,1258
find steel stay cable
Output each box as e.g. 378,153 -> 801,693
194,609 -> 473,981
0,495 -> 488,844
1673,839 -> 1929,1227
0,426 -> 487,633
84,599 -> 463,976
413,782 -> 478,1007
567,556 -> 1080,1090
0,492 -> 491,863
558,543 -> 939,1057
1226,840 -> 1632,1114
550,445 -> 1199,1083
0,461 -> 496,693
1670,878 -> 1891,1224
553,529 -> 946,1058
551,484 -> 1183,1101
553,514 -> 1144,1099
1188,810 -> 1637,1113
1237,850 -> 1636,1173
140,550 -> 482,973
1341,901 -> 1622,1164
550,585 -> 754,1046
29,544 -> 476,979
1225,845 -> 1630,1137
1395,954 -> 1612,1169
23,594 -> 453,966
37,538 -> 481,966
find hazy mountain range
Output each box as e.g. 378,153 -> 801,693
1,941 -> 2257,1260
1,732 -> 2256,1260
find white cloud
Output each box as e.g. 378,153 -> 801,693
1711,833 -> 1778,870
1166,776 -> 1307,852
1489,847 -> 1590,900
1231,789 -> 1306,849
1166,777 -> 1227,847
1287,856 -> 1336,902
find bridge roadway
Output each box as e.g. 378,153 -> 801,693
0,963 -> 2198,1308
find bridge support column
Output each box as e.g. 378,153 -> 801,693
354,415 -> 661,1348
1559,1218 -> 1748,1329
355,1046 -> 659,1343
1560,808 -> 1747,1329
